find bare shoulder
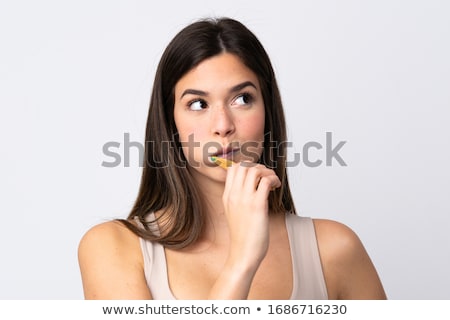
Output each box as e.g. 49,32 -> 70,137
78,220 -> 152,299
312,219 -> 387,300
78,220 -> 138,253
313,219 -> 362,257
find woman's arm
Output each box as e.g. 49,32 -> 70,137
207,162 -> 282,299
78,221 -> 152,299
314,219 -> 387,300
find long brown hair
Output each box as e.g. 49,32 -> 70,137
119,17 -> 296,248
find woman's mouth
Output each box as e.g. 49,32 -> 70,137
210,147 -> 240,160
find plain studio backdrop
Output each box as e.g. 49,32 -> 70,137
1,0 -> 449,299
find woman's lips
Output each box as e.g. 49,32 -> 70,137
211,148 -> 240,159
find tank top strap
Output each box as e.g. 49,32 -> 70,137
135,213 -> 176,299
285,213 -> 328,299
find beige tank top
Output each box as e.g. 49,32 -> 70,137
138,213 -> 328,299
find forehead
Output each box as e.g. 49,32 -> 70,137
174,53 -> 260,95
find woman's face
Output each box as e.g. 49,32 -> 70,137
174,53 -> 265,182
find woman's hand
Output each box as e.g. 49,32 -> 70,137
222,161 -> 281,268
206,161 -> 281,299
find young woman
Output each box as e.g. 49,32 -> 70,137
78,17 -> 386,300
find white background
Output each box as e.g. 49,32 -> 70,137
1,0 -> 449,299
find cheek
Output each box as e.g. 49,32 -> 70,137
174,109 -> 197,141
176,120 -> 208,142
174,115 -> 208,162
240,111 -> 265,140
236,112 -> 265,162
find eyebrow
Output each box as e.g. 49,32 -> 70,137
180,81 -> 257,100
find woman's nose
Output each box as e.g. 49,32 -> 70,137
211,106 -> 235,137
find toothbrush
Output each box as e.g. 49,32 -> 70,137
210,156 -> 234,169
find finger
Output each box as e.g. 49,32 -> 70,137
244,165 -> 280,191
243,165 -> 264,191
231,161 -> 251,192
255,175 -> 281,198
223,161 -> 238,201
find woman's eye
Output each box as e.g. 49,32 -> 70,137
234,93 -> 253,106
188,99 -> 207,111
